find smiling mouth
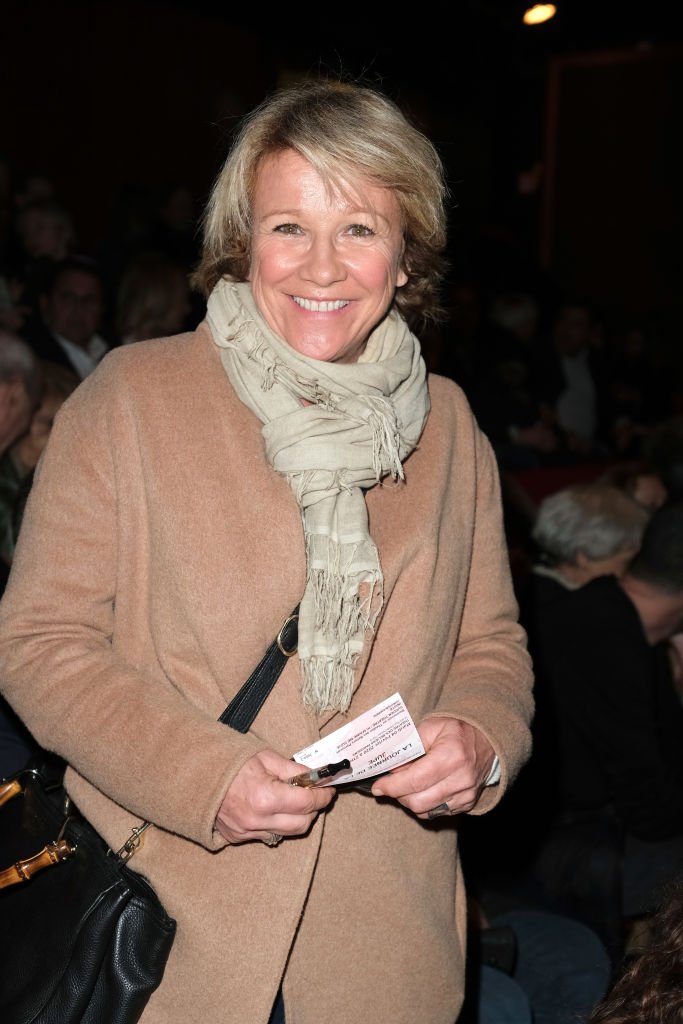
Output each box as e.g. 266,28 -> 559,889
291,296 -> 349,312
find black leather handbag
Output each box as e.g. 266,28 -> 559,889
0,608 -> 298,1024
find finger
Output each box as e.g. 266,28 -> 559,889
271,777 -> 336,815
216,808 -> 319,844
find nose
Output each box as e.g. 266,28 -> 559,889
300,235 -> 347,286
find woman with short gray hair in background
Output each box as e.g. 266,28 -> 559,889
531,481 -> 649,587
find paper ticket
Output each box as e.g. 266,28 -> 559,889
292,692 -> 425,786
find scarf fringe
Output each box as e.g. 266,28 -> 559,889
366,401 -> 404,481
306,534 -> 383,636
300,654 -> 357,714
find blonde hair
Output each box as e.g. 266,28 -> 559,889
191,78 -> 448,326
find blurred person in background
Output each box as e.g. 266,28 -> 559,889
598,461 -> 668,515
586,870 -> 683,1024
0,330 -> 43,776
116,251 -> 192,344
23,254 -> 111,378
0,359 -> 79,566
523,496 -> 683,963
462,482 -> 650,960
532,298 -> 612,461
0,197 -> 76,332
0,330 -> 42,467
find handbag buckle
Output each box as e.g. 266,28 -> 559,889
276,613 -> 298,657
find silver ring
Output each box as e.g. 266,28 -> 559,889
427,802 -> 451,820
264,832 -> 283,846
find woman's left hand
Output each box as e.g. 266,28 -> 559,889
370,716 -> 495,819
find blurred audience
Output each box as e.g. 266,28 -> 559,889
460,288 -> 563,468
0,359 -> 78,566
0,330 -> 43,465
0,330 -> 45,776
147,183 -> 200,272
460,889 -> 612,1024
641,417 -> 683,502
531,297 -> 612,460
0,198 -> 77,332
523,496 -> 683,962
604,319 -> 676,460
460,483 -> 682,967
598,461 -> 668,515
116,251 -> 192,344
22,255 -> 111,378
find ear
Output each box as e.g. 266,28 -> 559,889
396,244 -> 409,289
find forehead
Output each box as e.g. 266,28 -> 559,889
254,149 -> 401,220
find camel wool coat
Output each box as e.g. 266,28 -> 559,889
0,323 -> 534,1024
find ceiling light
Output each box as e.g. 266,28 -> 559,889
523,4 -> 557,25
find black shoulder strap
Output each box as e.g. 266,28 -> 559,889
218,607 -> 299,733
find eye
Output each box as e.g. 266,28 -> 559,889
273,223 -> 301,235
346,223 -> 375,238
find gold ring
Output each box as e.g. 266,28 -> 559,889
264,832 -> 283,846
427,802 -> 451,820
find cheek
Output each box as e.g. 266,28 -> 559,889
349,250 -> 404,292
249,241 -> 292,283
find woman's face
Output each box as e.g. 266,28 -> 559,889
248,149 -> 408,364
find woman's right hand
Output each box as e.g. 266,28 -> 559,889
215,749 -> 335,845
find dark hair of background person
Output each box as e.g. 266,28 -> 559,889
627,498 -> 683,593
116,251 -> 191,343
587,872 -> 683,1024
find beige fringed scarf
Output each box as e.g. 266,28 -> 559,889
207,280 -> 430,714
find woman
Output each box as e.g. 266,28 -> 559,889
0,80 -> 533,1024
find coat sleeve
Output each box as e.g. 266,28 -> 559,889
0,360 -> 267,850
425,415 -> 535,813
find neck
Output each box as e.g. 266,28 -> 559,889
619,574 -> 683,645
556,562 -> 591,587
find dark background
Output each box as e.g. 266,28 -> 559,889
3,0 -> 682,359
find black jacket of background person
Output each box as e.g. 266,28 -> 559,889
524,573 -> 683,841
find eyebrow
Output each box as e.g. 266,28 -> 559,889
259,207 -> 391,225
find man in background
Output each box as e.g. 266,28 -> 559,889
23,255 -> 110,378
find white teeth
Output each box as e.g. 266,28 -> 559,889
292,297 -> 348,312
